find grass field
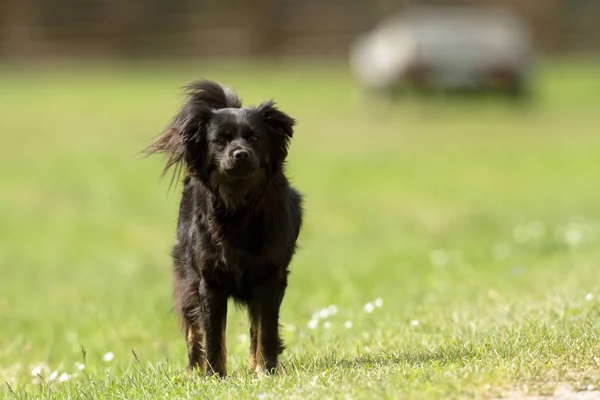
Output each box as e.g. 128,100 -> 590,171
1,60 -> 600,399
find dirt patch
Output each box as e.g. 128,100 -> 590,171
499,383 -> 600,400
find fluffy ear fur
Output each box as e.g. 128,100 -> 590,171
144,80 -> 242,185
184,80 -> 242,110
257,101 -> 296,164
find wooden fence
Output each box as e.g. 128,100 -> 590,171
1,0 -> 599,59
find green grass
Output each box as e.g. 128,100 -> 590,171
1,60 -> 600,399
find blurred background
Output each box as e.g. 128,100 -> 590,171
1,0 -> 600,59
1,0 -> 600,395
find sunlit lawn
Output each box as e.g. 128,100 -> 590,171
1,60 -> 600,399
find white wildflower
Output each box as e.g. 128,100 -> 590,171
327,305 -> 338,316
307,319 -> 319,330
58,373 -> 70,382
511,266 -> 523,277
323,321 -> 331,330
565,226 -> 583,247
430,249 -> 449,268
238,334 -> 248,343
529,220 -> 545,239
102,352 -> 115,362
410,320 -> 419,326
363,302 -> 374,313
344,321 -> 353,329
585,293 -> 594,302
374,298 -> 383,308
75,362 -> 86,371
513,225 -> 531,243
31,366 -> 42,377
318,308 -> 330,319
49,370 -> 59,380
492,243 -> 511,261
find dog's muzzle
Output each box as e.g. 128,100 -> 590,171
222,148 -> 259,178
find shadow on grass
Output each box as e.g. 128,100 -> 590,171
294,344 -> 490,373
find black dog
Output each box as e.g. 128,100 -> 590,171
146,80 -> 303,377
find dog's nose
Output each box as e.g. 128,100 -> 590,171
233,149 -> 250,160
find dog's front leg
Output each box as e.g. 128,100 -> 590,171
199,279 -> 228,377
173,275 -> 206,373
185,323 -> 206,372
248,304 -> 260,372
249,276 -> 287,377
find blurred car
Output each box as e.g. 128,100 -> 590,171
349,6 -> 534,97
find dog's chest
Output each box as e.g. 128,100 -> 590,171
201,211 -> 271,267
218,221 -> 270,268
191,198 -> 292,296
203,225 -> 280,298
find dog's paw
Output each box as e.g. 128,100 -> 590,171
255,363 -> 283,379
255,366 -> 269,380
206,369 -> 227,379
186,364 -> 198,375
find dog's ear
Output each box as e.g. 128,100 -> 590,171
257,101 -> 295,139
144,80 -> 242,184
184,80 -> 242,110
258,101 -> 296,166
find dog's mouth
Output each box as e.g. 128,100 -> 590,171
220,158 -> 260,181
224,170 -> 255,180
221,164 -> 259,181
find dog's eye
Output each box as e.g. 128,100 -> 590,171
216,137 -> 227,145
249,135 -> 258,141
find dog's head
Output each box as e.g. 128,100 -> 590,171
146,80 -> 295,197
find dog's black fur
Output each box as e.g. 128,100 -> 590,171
146,80 -> 303,377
